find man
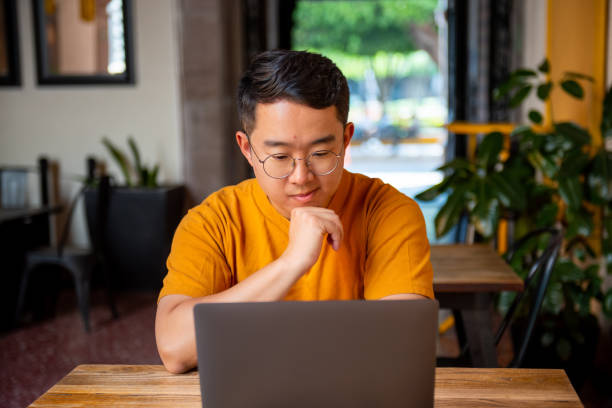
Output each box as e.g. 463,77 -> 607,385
155,50 -> 434,374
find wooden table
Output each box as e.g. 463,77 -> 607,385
431,244 -> 523,368
29,364 -> 583,407
0,205 -> 61,224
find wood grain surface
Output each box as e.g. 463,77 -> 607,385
30,365 -> 582,407
432,244 -> 524,292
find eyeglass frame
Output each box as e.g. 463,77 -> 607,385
245,134 -> 344,179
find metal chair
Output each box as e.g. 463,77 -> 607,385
494,227 -> 563,367
15,175 -> 118,331
438,228 -> 562,367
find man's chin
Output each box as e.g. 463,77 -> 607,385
283,199 -> 326,217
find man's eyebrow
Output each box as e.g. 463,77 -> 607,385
262,140 -> 291,147
310,135 -> 336,145
262,135 -> 336,148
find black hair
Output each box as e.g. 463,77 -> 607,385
237,50 -> 349,134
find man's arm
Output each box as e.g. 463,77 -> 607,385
156,256 -> 303,374
155,207 -> 343,374
380,293 -> 427,300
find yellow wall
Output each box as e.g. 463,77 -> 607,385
547,0 -> 607,147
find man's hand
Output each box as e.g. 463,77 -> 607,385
280,207 -> 344,274
156,207 -> 344,373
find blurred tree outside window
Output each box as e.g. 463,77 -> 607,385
292,0 -> 452,243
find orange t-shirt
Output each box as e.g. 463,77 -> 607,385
158,170 -> 434,301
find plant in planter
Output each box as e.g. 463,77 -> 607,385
102,136 -> 159,187
86,137 -> 185,290
417,59 -> 612,384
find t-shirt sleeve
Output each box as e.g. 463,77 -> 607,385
158,201 -> 233,303
363,185 -> 434,300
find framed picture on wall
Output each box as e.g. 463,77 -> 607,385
32,0 -> 135,85
0,0 -> 21,86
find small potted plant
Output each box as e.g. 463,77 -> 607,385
85,137 -> 185,290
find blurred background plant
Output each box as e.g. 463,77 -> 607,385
417,59 -> 612,378
101,137 -> 159,188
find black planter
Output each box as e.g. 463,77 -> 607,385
85,185 -> 185,290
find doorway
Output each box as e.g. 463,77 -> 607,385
292,0 -> 452,243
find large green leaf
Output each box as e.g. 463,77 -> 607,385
544,133 -> 573,153
437,158 -> 474,172
512,69 -> 537,78
564,72 -> 594,82
586,150 -> 612,204
510,84 -> 533,108
434,185 -> 468,238
554,122 -> 591,148
565,209 -> 594,239
127,137 -> 142,175
530,184 -> 556,201
471,202 -> 500,238
601,86 -> 612,134
470,180 -> 500,238
127,137 -> 144,187
555,260 -> 584,283
535,202 -> 558,228
416,171 -> 464,202
538,58 -> 550,73
415,184 -> 443,202
493,77 -> 525,101
102,137 -> 133,187
577,291 -> 592,317
537,82 -> 553,101
511,124 -> 534,138
543,281 -> 563,314
584,265 -> 602,297
503,154 -> 535,182
603,215 -> 612,275
527,150 -> 558,178
528,110 -> 543,124
559,149 -> 591,177
560,79 -> 584,99
489,172 -> 526,211
476,132 -> 504,169
558,176 -> 583,211
603,288 -> 612,318
148,165 -> 159,187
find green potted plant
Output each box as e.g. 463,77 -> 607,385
85,137 -> 185,290
417,59 -> 612,385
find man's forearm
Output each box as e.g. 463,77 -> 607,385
156,256 -> 306,373
209,255 -> 304,302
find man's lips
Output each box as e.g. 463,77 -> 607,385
289,188 -> 318,203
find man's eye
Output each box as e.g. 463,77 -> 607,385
271,154 -> 291,161
312,151 -> 331,158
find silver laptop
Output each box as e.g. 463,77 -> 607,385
194,299 -> 438,408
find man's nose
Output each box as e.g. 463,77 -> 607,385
288,158 -> 312,184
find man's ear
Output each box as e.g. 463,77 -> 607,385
343,122 -> 354,150
236,131 -> 254,167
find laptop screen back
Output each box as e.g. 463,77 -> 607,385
194,299 -> 438,408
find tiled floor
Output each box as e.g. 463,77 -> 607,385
0,290 -> 161,407
1,289 -> 611,407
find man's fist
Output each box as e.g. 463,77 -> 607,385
280,207 -> 344,274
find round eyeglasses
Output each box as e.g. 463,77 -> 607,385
249,142 -> 342,179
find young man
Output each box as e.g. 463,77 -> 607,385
155,50 -> 434,373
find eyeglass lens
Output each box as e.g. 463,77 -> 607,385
263,151 -> 339,178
